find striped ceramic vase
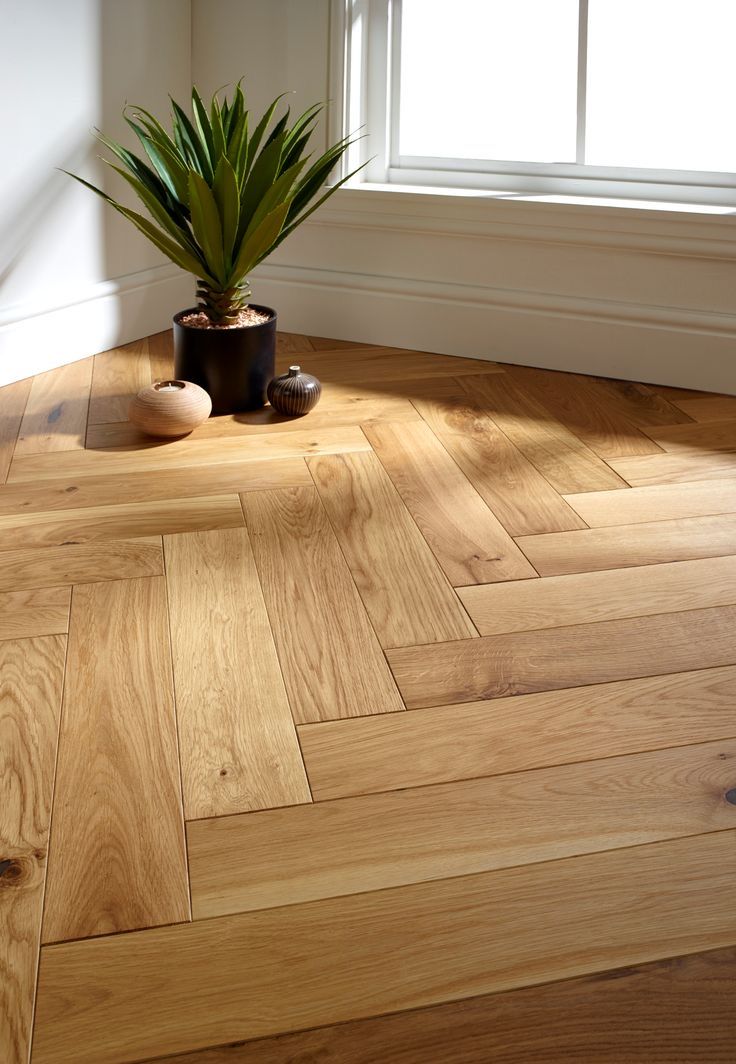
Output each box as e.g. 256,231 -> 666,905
267,365 -> 322,416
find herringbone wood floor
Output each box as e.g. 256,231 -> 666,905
2,331 -> 736,1064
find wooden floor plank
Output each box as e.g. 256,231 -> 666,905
276,332 -> 315,354
87,339 -> 151,424
516,513 -> 736,575
458,556 -> 736,634
13,359 -> 93,457
609,449 -> 736,486
309,451 -> 476,647
0,588 -> 70,642
32,831 -> 736,1064
275,347 -> 505,384
0,377 -> 32,483
459,373 -> 626,492
0,538 -> 163,593
141,947 -> 736,1064
564,478 -> 736,526
364,421 -> 536,586
0,636 -> 65,1064
307,335 -> 368,351
583,376 -> 694,430
645,418 -> 736,454
387,605 -> 736,708
299,666 -> 736,799
413,384 -> 586,535
8,425 -> 371,483
669,394 -> 736,422
42,578 -> 189,943
242,487 -> 404,722
189,740 -> 736,919
164,529 -> 311,819
147,330 -> 174,382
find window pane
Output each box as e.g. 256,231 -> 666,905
586,0 -> 736,172
398,0 -> 579,163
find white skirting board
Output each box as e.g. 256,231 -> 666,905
0,264 -> 193,387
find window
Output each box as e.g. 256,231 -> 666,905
335,0 -> 736,206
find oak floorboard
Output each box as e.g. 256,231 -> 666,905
0,636 -> 65,1064
608,449 -> 736,486
581,376 -> 694,429
0,588 -> 70,642
32,832 -> 736,1064
0,494 -> 244,551
458,556 -> 736,634
299,666 -> 736,799
147,330 -> 174,382
189,741 -> 736,919
309,451 -> 476,647
276,332 -> 315,354
364,421 -> 536,585
274,347 -> 505,384
307,335 -> 368,351
516,513 -> 736,575
645,418 -> 736,454
13,358 -> 92,456
564,477 -> 736,525
413,384 -> 585,535
242,487 -> 404,722
0,377 -> 32,483
459,373 -> 626,492
42,578 -> 189,943
670,395 -> 736,422
87,338 -> 151,424
139,947 -> 736,1064
387,605 -> 736,708
7,425 -> 371,482
0,538 -> 163,593
164,529 -> 311,819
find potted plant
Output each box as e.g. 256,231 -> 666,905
68,83 -> 363,413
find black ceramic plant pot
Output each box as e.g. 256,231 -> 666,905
173,305 -> 277,415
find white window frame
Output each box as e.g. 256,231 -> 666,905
331,0 -> 736,208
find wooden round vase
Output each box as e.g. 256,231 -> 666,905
129,380 -> 212,437
267,365 -> 322,416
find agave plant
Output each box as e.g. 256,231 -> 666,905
68,83 -> 363,324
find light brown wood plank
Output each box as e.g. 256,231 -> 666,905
584,376 -> 694,429
0,458 -> 311,517
147,329 -> 174,382
0,538 -> 163,593
516,513 -> 736,575
0,494 -> 243,551
387,605 -> 736,708
413,384 -> 585,535
13,358 -> 92,457
42,578 -> 189,943
0,636 -> 65,1064
8,425 -> 371,482
276,332 -> 315,354
0,377 -> 32,483
364,421 -> 537,585
564,478 -> 736,525
138,947 -> 736,1064
309,451 -> 476,647
165,528 -> 311,819
646,418 -> 736,454
87,338 -> 151,424
609,449 -> 736,486
32,831 -> 736,1064
459,373 -> 626,492
671,394 -> 736,422
275,346 -> 505,384
307,335 -> 368,351
459,556 -> 736,634
0,587 -> 70,642
299,666 -> 736,799
242,487 -> 404,723
189,740 -> 736,919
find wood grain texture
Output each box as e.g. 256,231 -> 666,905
276,332 -> 315,354
275,347 -> 505,384
13,359 -> 92,456
460,373 -> 626,492
0,588 -> 70,642
299,666 -> 736,799
147,330 -> 174,382
242,487 -> 404,723
609,449 -> 736,486
387,605 -> 736,708
0,377 -> 32,483
0,494 -> 244,551
8,425 -> 371,482
645,418 -> 736,454
413,384 -> 586,535
582,376 -> 693,430
458,556 -> 736,634
139,947 -> 736,1064
189,740 -> 736,919
164,529 -> 311,819
42,578 -> 189,943
0,538 -> 163,593
670,394 -> 736,422
564,477 -> 736,525
516,513 -> 736,575
88,338 -> 151,424
0,636 -> 65,1064
309,451 -> 476,647
364,421 -> 536,585
32,831 -> 736,1064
